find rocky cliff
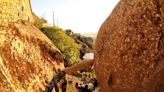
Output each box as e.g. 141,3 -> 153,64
0,20 -> 64,91
0,0 -> 34,25
0,0 -> 65,91
95,0 -> 164,92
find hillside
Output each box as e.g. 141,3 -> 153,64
40,27 -> 82,67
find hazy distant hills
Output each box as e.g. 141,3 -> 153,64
81,33 -> 97,41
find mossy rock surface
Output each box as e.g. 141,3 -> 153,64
94,0 -> 164,92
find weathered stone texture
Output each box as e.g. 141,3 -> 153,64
0,0 -> 34,26
94,0 -> 164,92
0,0 -> 65,91
0,21 -> 64,91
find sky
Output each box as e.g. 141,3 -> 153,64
31,0 -> 120,33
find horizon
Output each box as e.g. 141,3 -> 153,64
31,0 -> 120,33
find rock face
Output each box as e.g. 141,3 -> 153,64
94,0 -> 164,92
0,0 -> 64,91
0,0 -> 34,25
0,21 -> 64,91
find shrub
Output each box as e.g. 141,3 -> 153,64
41,26 -> 81,66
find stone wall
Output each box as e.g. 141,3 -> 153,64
0,0 -> 34,26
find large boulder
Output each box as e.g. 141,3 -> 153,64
0,21 -> 64,91
94,0 -> 164,92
